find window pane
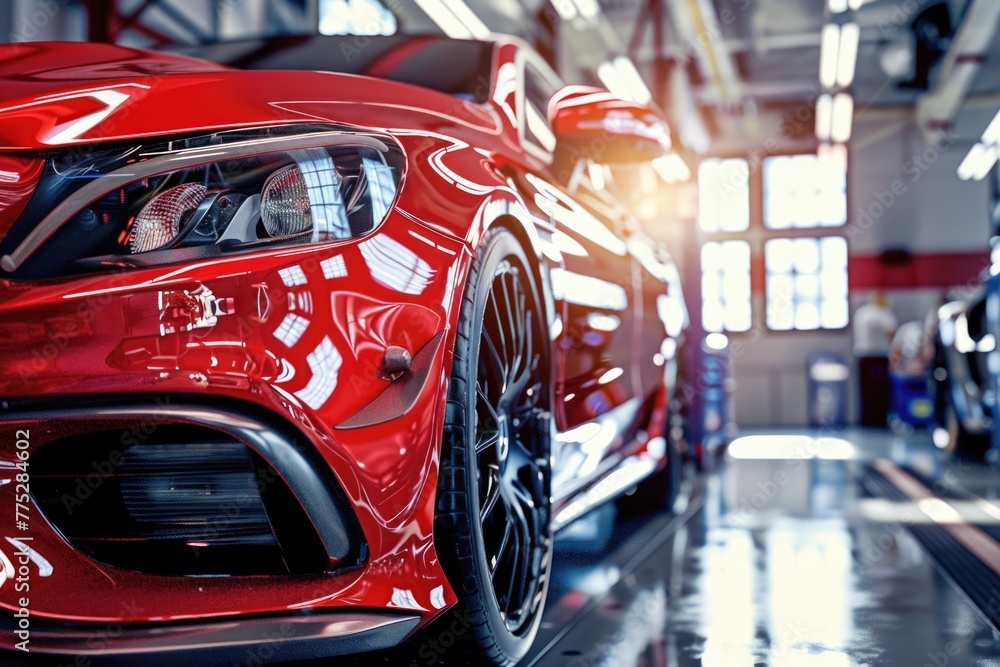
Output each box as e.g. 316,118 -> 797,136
765,237 -> 849,331
764,154 -> 846,229
792,238 -> 820,273
701,240 -> 751,333
821,236 -> 848,268
698,158 -> 750,232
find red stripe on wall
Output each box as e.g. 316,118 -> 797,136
847,251 -> 989,290
745,250 -> 987,293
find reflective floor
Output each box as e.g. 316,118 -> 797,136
525,429 -> 1000,667
285,428 -> 1000,666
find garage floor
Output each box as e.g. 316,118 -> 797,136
294,430 -> 1000,667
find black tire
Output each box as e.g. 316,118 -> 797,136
433,227 -> 552,666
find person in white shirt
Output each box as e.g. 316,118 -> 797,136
853,293 -> 897,426
854,293 -> 898,357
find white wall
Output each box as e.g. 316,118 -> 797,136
730,104 -> 995,427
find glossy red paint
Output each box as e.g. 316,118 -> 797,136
0,37 -> 684,656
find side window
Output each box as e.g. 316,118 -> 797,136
521,60 -> 560,157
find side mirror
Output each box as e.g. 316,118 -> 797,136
549,86 -> 671,165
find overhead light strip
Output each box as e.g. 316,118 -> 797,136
957,107 -> 1000,181
836,23 -> 860,87
820,22 -> 859,89
819,24 -> 840,89
414,0 -> 490,40
815,93 -> 833,141
830,92 -> 854,143
597,56 -> 653,105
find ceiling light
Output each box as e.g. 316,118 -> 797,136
820,23 -> 840,89
848,0 -> 864,9
550,0 -> 577,20
414,0 -> 490,40
828,0 -> 848,13
982,108 -> 1000,146
830,93 -> 853,143
598,57 -> 653,105
597,61 -> 624,98
958,142 -> 999,181
836,22 -> 860,87
815,93 -> 833,141
573,0 -> 600,20
550,0 -> 599,23
613,56 -> 653,105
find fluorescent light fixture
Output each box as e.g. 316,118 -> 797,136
652,153 -> 691,183
958,142 -> 999,181
574,0 -> 600,20
982,108 -> 1000,146
550,0 -> 577,20
597,60 -> 621,96
830,92 -> 853,143
815,93 -> 833,141
598,57 -> 653,105
820,23 -> 840,89
613,56 -> 653,104
836,22 -> 860,87
550,0 -> 599,22
414,0 -> 490,40
829,0 -> 848,12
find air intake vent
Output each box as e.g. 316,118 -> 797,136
32,425 -> 329,576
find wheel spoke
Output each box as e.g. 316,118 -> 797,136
476,385 -> 502,427
490,519 -> 513,579
480,331 -> 506,395
488,290 -> 509,375
479,464 -> 501,521
476,428 -> 500,455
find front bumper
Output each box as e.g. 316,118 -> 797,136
2,610 -> 420,661
0,393 -> 455,655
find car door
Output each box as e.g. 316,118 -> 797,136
508,50 -> 643,500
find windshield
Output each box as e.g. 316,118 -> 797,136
170,35 -> 495,103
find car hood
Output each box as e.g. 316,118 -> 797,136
0,41 -> 489,150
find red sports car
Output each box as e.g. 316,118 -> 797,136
0,35 -> 687,665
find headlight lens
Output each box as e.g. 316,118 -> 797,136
131,182 -> 207,253
0,124 -> 404,279
261,163 -> 318,238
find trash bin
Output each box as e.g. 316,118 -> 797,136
808,352 -> 850,428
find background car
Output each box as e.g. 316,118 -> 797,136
0,35 -> 686,665
933,283 -> 1000,461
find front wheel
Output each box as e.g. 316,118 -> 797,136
433,227 -> 552,666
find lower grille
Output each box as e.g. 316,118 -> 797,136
32,424 -> 329,576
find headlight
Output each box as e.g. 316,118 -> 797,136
131,182 -> 208,253
0,124 -> 404,279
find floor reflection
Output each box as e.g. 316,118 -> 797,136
528,429 -> 1000,667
